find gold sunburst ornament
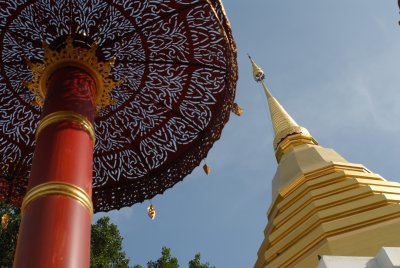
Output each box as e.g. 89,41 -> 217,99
25,35 -> 121,110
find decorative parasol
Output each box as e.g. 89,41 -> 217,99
0,1 -> 237,267
0,0 -> 237,211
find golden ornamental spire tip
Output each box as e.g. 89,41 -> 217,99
248,55 -> 273,98
248,54 -> 265,82
248,55 -> 317,161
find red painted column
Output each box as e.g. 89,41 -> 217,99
13,67 -> 96,268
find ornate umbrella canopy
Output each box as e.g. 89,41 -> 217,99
0,0 -> 237,212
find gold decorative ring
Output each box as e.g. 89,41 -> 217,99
36,111 -> 95,142
21,181 -> 93,216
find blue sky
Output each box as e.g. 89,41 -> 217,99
94,1 -> 400,267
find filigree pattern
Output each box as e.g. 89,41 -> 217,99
0,0 -> 237,212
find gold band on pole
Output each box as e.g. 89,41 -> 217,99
36,111 -> 95,142
21,182 -> 93,216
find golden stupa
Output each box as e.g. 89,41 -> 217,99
250,57 -> 400,268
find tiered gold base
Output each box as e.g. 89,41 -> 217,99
255,145 -> 400,268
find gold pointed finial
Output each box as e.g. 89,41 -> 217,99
248,54 -> 265,82
249,55 -> 318,162
248,55 -> 273,98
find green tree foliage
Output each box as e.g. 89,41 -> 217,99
135,247 -> 214,268
188,253 -> 215,268
0,203 -> 21,268
0,203 -> 130,268
0,203 -> 215,268
147,247 -> 179,268
90,216 -> 130,268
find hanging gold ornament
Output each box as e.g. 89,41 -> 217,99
232,103 -> 244,116
203,163 -> 211,175
1,212 -> 10,230
147,204 -> 156,220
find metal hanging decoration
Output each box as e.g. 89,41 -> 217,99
147,204 -> 156,220
203,163 -> 211,175
0,1 -> 237,267
232,103 -> 244,116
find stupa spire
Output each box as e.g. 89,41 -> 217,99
248,55 -> 318,161
252,55 -> 400,268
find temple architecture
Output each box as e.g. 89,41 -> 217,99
250,57 -> 400,268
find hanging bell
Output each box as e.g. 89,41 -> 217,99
147,204 -> 156,220
1,212 -> 10,230
203,163 -> 211,175
232,103 -> 243,116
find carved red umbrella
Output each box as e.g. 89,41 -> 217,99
0,0 -> 237,267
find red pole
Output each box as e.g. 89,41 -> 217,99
13,67 -> 96,268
